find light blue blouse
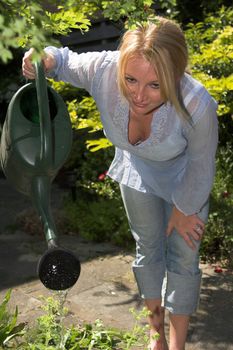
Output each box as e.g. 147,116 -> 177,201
45,47 -> 218,216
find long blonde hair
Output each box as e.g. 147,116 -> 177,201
117,17 -> 190,121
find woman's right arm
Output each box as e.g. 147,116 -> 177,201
22,46 -> 109,93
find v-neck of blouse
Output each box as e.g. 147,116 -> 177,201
111,94 -> 175,149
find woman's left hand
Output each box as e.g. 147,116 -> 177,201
166,206 -> 205,250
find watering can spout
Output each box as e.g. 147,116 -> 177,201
31,176 -> 58,246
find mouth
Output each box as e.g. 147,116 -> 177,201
132,101 -> 147,108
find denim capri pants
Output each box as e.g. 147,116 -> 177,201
120,184 -> 209,315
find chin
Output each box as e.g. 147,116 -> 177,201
132,108 -> 148,116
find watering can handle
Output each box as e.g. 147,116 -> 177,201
34,61 -> 53,167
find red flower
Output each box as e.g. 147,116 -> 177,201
222,191 -> 230,198
214,266 -> 223,273
98,171 -> 107,181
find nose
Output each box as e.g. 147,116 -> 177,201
132,84 -> 145,102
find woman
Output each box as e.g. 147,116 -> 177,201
22,16 -> 218,350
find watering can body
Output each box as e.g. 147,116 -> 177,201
0,81 -> 72,196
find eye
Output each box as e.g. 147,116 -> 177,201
125,76 -> 136,84
150,82 -> 160,89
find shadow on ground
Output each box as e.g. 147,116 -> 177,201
188,267 -> 233,349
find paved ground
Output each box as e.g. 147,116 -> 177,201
0,177 -> 233,349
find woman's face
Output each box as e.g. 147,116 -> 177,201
124,55 -> 164,116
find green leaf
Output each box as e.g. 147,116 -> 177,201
0,289 -> 11,320
86,138 -> 113,152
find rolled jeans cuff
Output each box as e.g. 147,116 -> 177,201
132,261 -> 165,299
164,269 -> 202,315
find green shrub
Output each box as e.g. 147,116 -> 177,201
200,145 -> 233,268
63,177 -> 133,248
201,194 -> 233,268
185,7 -> 233,146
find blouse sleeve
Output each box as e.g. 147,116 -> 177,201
44,46 -> 109,94
171,98 -> 218,216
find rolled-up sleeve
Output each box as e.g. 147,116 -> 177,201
172,98 -> 218,215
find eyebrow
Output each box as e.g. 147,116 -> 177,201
125,73 -> 159,84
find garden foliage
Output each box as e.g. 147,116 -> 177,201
0,0 -> 155,63
183,7 -> 233,266
0,290 -> 25,348
0,292 -> 150,349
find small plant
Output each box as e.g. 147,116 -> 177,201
122,308 -> 150,349
0,289 -> 25,348
21,294 -> 70,350
2,292 -> 150,349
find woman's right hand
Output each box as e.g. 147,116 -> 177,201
167,206 -> 205,250
22,48 -> 56,80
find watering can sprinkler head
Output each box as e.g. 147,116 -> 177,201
37,246 -> 81,291
37,227 -> 81,291
36,222 -> 81,291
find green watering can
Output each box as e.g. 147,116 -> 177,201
0,62 -> 81,290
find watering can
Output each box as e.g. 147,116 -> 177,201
0,62 -> 81,290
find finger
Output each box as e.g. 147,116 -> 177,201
195,217 -> 205,230
23,49 -> 34,67
194,225 -> 204,239
22,67 -> 36,80
191,230 -> 201,241
42,53 -> 55,72
22,60 -> 33,74
22,49 -> 36,78
183,232 -> 196,250
22,58 -> 34,71
22,70 -> 35,80
166,223 -> 173,236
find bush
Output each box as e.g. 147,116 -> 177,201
63,176 -> 133,248
200,145 -> 233,268
185,6 -> 233,146
201,194 -> 233,268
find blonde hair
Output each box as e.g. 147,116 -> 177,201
117,17 -> 190,121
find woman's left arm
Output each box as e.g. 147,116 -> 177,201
167,98 -> 218,249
